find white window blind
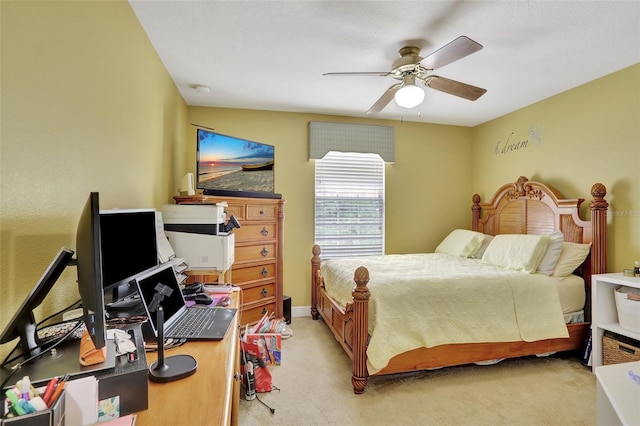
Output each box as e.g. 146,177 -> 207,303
314,151 -> 385,259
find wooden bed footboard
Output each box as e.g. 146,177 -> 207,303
310,177 -> 608,394
311,245 -> 370,393
311,244 -> 591,394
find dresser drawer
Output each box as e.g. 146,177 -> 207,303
232,263 -> 275,283
225,203 -> 246,221
242,302 -> 277,325
233,223 -> 276,243
242,282 -> 276,303
246,204 -> 277,221
235,243 -> 277,263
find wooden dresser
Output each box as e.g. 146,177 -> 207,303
174,194 -> 285,325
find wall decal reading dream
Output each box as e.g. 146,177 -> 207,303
494,125 -> 544,155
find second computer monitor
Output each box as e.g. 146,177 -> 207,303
100,208 -> 158,303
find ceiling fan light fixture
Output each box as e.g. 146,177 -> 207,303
394,76 -> 424,108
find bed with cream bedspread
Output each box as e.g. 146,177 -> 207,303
321,253 -> 576,374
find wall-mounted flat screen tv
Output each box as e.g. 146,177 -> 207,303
196,129 -> 280,198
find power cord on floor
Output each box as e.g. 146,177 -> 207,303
241,386 -> 279,415
256,394 -> 276,414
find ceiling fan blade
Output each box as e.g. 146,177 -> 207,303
419,36 -> 483,70
367,83 -> 402,113
323,71 -> 391,77
426,76 -> 486,101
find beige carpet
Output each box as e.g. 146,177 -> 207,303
239,316 -> 596,426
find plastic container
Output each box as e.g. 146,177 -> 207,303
614,286 -> 640,334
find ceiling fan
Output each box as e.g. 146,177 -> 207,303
323,36 -> 487,113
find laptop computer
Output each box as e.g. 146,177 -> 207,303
134,262 -> 237,340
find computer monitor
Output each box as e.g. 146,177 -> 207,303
75,192 -> 107,350
100,208 -> 158,303
0,248 -> 75,358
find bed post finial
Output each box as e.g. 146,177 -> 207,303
590,183 -> 607,204
589,183 -> 608,274
472,194 -> 481,231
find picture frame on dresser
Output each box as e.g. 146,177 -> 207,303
174,194 -> 285,326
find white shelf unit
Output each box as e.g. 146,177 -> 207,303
591,273 -> 640,367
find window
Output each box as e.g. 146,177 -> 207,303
314,151 -> 385,258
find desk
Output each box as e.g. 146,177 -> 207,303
595,361 -> 640,425
135,293 -> 241,425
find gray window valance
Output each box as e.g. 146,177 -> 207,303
309,121 -> 395,163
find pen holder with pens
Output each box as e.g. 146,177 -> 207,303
1,383 -> 65,426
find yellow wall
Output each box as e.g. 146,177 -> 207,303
187,108 -> 473,310
471,64 -> 640,272
1,0 -> 188,358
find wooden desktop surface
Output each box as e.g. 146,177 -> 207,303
135,292 -> 240,425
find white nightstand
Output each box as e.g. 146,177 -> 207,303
595,361 -> 640,425
591,273 -> 640,367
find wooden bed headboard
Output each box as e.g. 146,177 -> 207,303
471,176 -> 608,286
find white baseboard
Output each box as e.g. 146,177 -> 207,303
292,306 -> 310,318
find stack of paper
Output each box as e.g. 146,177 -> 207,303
245,311 -> 288,335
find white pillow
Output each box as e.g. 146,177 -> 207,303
552,242 -> 591,277
537,231 -> 565,275
435,229 -> 486,258
481,234 -> 550,273
473,234 -> 494,259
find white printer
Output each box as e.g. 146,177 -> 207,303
161,204 -> 237,271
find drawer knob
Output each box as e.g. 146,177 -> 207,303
260,247 -> 269,257
261,288 -> 269,297
261,227 -> 269,236
261,308 -> 268,315
261,268 -> 268,277
259,210 -> 264,215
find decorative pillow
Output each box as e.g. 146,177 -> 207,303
434,229 -> 486,258
472,234 -> 494,259
552,242 -> 591,277
537,231 -> 565,275
481,234 -> 550,273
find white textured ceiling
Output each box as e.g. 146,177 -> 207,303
129,0 -> 640,127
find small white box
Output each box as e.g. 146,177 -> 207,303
614,286 -> 640,334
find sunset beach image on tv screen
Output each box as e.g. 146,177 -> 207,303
197,130 -> 274,194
